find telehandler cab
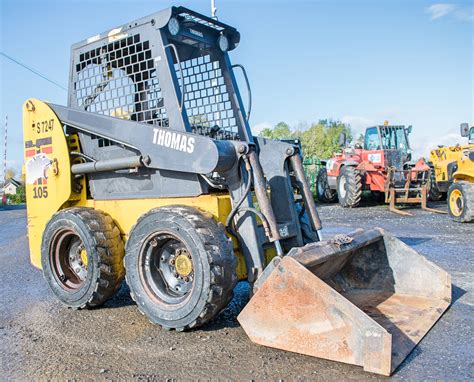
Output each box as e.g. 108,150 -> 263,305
23,6 -> 451,376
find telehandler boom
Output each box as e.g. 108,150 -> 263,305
23,6 -> 451,375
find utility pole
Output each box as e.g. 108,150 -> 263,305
211,0 -> 217,19
2,115 -> 7,185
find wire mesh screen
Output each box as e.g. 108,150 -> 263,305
176,54 -> 239,140
74,34 -> 168,131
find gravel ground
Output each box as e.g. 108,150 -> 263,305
1,202 -> 473,381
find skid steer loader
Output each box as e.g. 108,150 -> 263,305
23,6 -> 451,376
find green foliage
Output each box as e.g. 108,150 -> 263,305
9,185 -> 26,204
5,168 -> 16,180
355,133 -> 364,147
258,120 -> 352,159
260,122 -> 292,140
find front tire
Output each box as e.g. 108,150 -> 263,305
124,206 -> 237,331
447,182 -> 474,223
337,166 -> 362,208
41,208 -> 125,309
316,168 -> 338,203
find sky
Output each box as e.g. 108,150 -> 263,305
0,0 -> 473,179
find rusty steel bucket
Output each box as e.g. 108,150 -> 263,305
238,228 -> 451,376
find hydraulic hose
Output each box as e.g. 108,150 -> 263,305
225,156 -> 252,236
225,155 -> 284,257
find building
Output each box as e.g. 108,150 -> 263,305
2,178 -> 22,195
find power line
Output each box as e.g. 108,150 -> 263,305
0,51 -> 68,92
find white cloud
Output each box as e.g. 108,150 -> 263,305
454,6 -> 474,21
251,121 -> 272,135
426,3 -> 457,20
410,131 -> 467,158
425,3 -> 473,21
341,115 -> 376,136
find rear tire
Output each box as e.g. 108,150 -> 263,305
41,208 -> 125,309
316,168 -> 338,203
428,170 -> 444,201
337,166 -> 362,208
124,206 -> 237,330
447,182 -> 474,223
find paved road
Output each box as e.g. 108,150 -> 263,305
1,203 -> 473,381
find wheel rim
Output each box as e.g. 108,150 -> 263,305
339,176 -> 347,198
449,189 -> 463,217
139,232 -> 194,305
50,229 -> 88,291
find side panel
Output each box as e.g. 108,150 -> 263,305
360,149 -> 385,168
23,99 -> 73,268
78,194 -> 274,280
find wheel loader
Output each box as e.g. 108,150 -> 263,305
317,123 -> 443,215
429,123 -> 474,222
23,6 -> 451,376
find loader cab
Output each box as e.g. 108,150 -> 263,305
461,123 -> 474,144
364,125 -> 410,152
364,125 -> 412,168
69,6 -> 253,146
364,127 -> 381,150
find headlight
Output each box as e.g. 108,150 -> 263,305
217,35 -> 229,52
167,17 -> 180,36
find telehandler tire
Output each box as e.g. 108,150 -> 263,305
447,181 -> 474,223
41,208 -> 125,309
337,166 -> 362,208
316,168 -> 338,203
428,170 -> 445,201
124,206 -> 237,331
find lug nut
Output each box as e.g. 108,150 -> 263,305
150,239 -> 158,247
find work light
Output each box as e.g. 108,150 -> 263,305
217,34 -> 229,52
168,17 -> 180,36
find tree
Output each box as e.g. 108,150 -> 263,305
355,133 -> 364,148
257,120 -> 352,159
260,122 -> 293,140
5,167 -> 16,180
9,185 -> 26,204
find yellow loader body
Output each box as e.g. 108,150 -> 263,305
429,142 -> 474,187
429,126 -> 474,222
23,99 -> 272,279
